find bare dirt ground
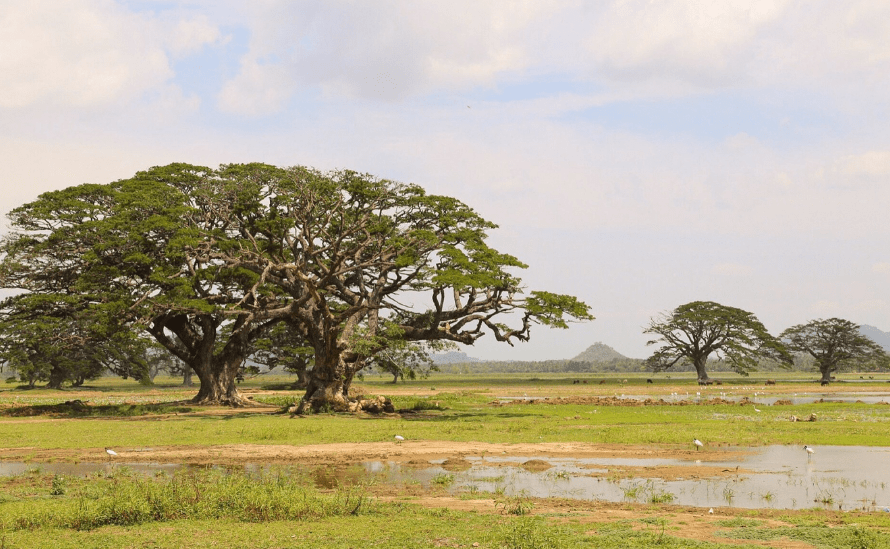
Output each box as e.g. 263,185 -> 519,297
0,440 -> 749,469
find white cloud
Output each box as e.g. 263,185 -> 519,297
587,0 -> 790,85
166,13 -> 224,57
711,263 -> 753,276
0,0 -> 221,109
837,150 -> 890,177
217,1 -> 545,113
217,60 -> 295,116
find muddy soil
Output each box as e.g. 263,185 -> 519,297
0,440 -> 748,470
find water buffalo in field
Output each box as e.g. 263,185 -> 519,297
765,380 -> 776,385
646,379 -> 653,384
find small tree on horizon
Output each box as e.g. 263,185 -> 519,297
780,318 -> 889,383
644,301 -> 792,381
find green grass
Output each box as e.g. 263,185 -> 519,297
0,469 -> 759,549
4,373 -> 890,547
716,524 -> 890,548
2,387 -> 890,451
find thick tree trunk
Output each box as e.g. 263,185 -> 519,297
694,355 -> 710,383
182,369 -> 193,387
189,347 -> 251,406
298,353 -> 353,413
46,365 -> 65,389
290,364 -> 309,390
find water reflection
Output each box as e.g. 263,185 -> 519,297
362,445 -> 890,511
3,445 -> 890,511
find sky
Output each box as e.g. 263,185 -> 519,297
2,1 -> 890,360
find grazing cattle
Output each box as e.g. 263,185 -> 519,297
573,380 -> 580,384
582,380 -> 588,384
698,379 -> 713,386
599,380 -> 606,385
765,379 -> 776,385
646,379 -> 653,384
714,379 -> 722,385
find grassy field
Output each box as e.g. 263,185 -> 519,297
2,372 -> 890,547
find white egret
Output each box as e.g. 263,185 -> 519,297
394,435 -> 405,443
804,445 -> 815,457
708,508 -> 714,514
693,438 -> 704,450
104,447 -> 118,457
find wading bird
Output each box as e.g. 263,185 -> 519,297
804,445 -> 815,458
394,435 -> 405,443
693,438 -> 704,450
104,447 -> 118,457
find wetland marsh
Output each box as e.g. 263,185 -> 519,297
3,372 -> 890,548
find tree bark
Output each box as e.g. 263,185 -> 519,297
298,351 -> 353,413
46,364 -> 65,389
189,347 -> 250,406
694,354 -> 710,382
290,364 -> 308,390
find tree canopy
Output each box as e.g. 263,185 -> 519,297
0,163 -> 593,407
780,318 -> 889,383
644,301 -> 791,381
0,293 -> 151,388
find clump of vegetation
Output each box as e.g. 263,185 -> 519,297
496,495 -> 534,515
431,473 -> 454,487
49,475 -> 66,496
489,516 -> 573,549
0,468 -> 371,531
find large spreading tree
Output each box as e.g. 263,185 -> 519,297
780,318 -> 889,383
0,163 -> 593,408
644,301 -> 791,381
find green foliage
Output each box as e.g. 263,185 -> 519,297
431,473 -> 455,487
644,301 -> 791,378
0,162 -> 593,406
495,495 -> 534,515
50,475 -> 66,496
781,318 -> 890,380
0,468 -> 371,532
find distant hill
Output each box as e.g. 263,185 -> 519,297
431,351 -> 482,364
860,325 -> 890,352
570,342 -> 627,362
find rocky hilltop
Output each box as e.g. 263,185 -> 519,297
570,342 -> 628,362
